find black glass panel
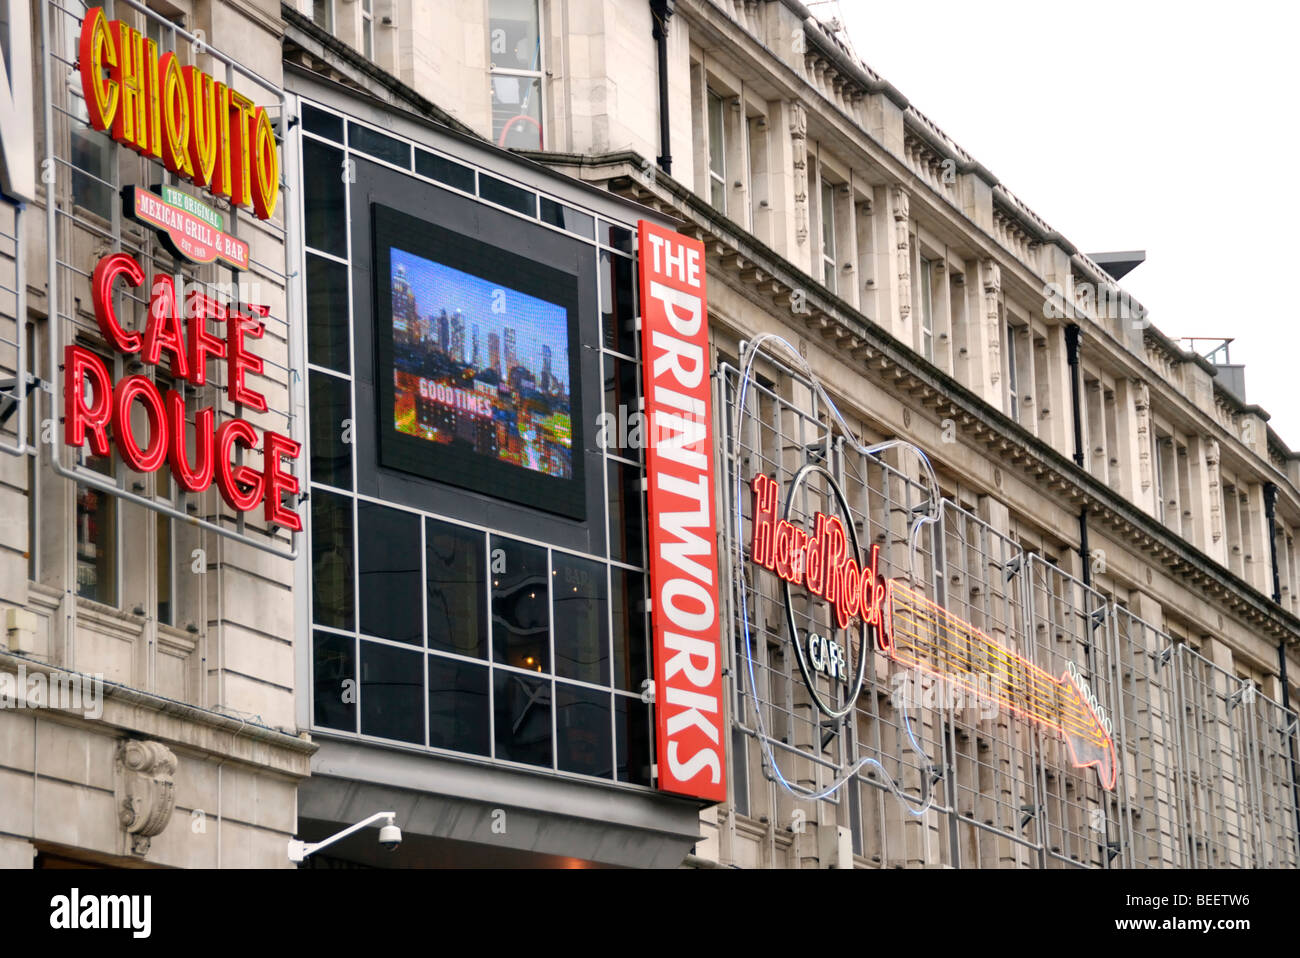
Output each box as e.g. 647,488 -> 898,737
302,139 -> 346,257
600,221 -> 634,254
360,640 -> 424,744
611,567 -> 649,692
539,197 -> 594,239
556,683 -> 612,778
552,552 -> 608,685
478,173 -> 535,216
490,536 -> 549,670
311,489 -> 354,630
313,630 -> 356,732
427,518 -> 487,658
302,104 -> 344,142
731,726 -> 749,817
600,251 -> 637,355
427,655 -> 490,756
415,148 -> 475,192
358,502 -> 422,644
601,353 -> 642,462
306,253 -> 350,373
309,371 -> 352,490
348,121 -> 411,168
606,459 -> 644,566
494,670 -> 552,768
615,694 -> 653,786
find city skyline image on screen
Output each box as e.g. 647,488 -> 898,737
389,247 -> 573,479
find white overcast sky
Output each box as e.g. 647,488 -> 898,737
833,1 -> 1300,447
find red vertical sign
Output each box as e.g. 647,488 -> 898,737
637,220 -> 726,803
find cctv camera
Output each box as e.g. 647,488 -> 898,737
378,823 -> 402,851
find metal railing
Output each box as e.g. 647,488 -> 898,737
720,339 -> 1300,868
38,0 -> 299,558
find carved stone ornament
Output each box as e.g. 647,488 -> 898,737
1205,439 -> 1223,543
115,740 -> 178,856
983,259 -> 1001,386
790,103 -> 808,244
892,186 -> 911,322
1135,382 -> 1151,492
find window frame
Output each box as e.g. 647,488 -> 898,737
488,0 -> 547,150
1005,318 -> 1018,421
706,88 -> 727,214
312,0 -> 335,33
361,0 -> 375,60
820,172 -> 836,293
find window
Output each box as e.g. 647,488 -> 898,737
707,90 -> 726,212
71,347 -> 117,604
1224,480 -> 1244,576
820,175 -> 836,292
361,0 -> 374,60
75,461 -> 116,605
915,255 -> 934,361
65,11 -> 113,218
489,0 -> 544,149
747,114 -> 769,242
1005,320 -> 1018,421
152,373 -> 178,626
1153,432 -> 1167,524
312,0 -> 334,32
156,514 -> 173,625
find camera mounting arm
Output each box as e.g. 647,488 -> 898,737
287,811 -> 397,864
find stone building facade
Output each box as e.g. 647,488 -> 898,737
0,0 -> 310,869
282,0 -> 1298,868
0,0 -> 1296,869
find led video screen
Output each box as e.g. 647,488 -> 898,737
374,204 -> 585,518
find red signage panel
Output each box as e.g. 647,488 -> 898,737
637,220 -> 725,803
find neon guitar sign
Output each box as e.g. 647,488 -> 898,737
748,473 -> 1117,791
889,581 -> 1117,790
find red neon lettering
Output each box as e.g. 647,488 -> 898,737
226,308 -> 268,412
63,345 -> 113,458
142,275 -> 190,380
805,513 -> 829,595
262,431 -> 302,532
185,290 -> 228,387
91,253 -> 145,354
111,375 -> 167,472
62,252 -> 299,530
166,392 -> 214,493
214,418 -> 263,511
749,474 -> 778,569
839,557 -> 861,629
820,516 -> 847,608
749,502 -> 892,646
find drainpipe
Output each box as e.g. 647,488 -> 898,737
1265,483 -> 1283,604
1065,325 -> 1091,586
1263,482 -> 1300,846
1065,324 -> 1085,468
650,0 -> 675,174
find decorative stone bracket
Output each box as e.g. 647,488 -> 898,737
983,259 -> 1001,387
115,740 -> 178,857
791,102 -> 808,245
